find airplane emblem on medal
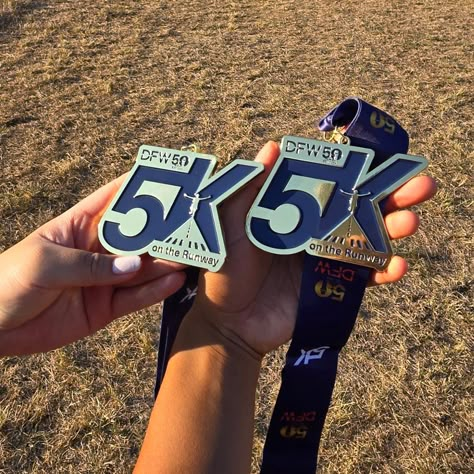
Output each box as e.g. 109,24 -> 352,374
99,137 -> 427,272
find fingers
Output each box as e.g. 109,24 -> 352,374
229,141 -> 280,206
385,210 -> 420,240
384,175 -> 437,213
112,271 -> 187,318
41,241 -> 186,290
253,141 -> 282,180
373,208 -> 424,285
370,255 -> 408,286
374,176 -> 436,285
116,257 -> 187,288
71,172 -> 128,216
35,238 -> 143,287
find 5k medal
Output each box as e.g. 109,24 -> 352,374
98,146 -> 263,271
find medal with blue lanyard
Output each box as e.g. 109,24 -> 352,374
98,97 -> 428,473
247,98 -> 427,473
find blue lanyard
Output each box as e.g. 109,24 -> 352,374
155,267 -> 199,397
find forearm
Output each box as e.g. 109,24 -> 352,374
135,310 -> 262,474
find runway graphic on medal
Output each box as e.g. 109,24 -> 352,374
322,188 -> 373,248
163,192 -> 212,253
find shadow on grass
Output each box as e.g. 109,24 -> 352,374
0,1 -> 47,38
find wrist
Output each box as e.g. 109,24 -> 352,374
172,308 -> 263,371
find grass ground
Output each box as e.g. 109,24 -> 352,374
0,0 -> 472,472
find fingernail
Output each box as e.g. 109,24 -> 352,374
112,256 -> 142,274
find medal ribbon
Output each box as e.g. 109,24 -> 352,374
155,267 -> 199,396
260,260 -> 370,473
260,98 -> 410,473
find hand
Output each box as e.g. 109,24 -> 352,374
189,141 -> 437,355
0,176 -> 186,356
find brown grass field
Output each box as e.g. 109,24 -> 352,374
0,0 -> 473,472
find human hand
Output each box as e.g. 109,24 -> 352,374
0,177 -> 186,356
187,141 -> 437,356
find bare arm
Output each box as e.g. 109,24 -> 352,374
134,311 -> 261,474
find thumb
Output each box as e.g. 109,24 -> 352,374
249,140 -> 281,190
42,244 -> 143,288
220,141 -> 281,230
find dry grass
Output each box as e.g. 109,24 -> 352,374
0,0 -> 472,472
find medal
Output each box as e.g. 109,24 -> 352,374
247,135 -> 426,270
98,145 -> 263,271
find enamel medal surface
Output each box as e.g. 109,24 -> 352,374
99,145 -> 263,271
246,136 -> 428,270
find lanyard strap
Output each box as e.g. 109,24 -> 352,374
260,258 -> 370,473
260,98 -> 410,473
155,267 -> 199,397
